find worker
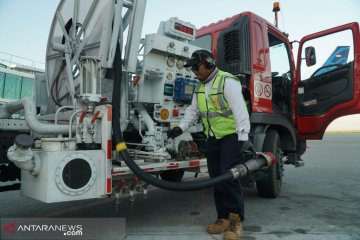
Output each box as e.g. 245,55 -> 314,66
167,49 -> 250,240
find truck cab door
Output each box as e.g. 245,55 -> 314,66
296,22 -> 360,139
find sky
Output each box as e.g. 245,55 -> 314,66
0,0 -> 359,130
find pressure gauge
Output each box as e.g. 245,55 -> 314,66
166,56 -> 176,67
166,72 -> 173,80
176,59 -> 185,69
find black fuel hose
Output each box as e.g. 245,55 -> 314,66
119,149 -> 234,191
111,46 -> 268,191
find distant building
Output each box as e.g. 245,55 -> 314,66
0,52 -> 44,106
0,67 -> 35,103
0,55 -> 44,118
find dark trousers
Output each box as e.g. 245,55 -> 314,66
207,134 -> 245,221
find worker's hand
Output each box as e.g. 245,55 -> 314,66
167,127 -> 183,139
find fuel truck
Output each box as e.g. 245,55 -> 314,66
0,0 -> 359,204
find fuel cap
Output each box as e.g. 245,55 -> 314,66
15,134 -> 34,148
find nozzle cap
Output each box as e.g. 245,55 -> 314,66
15,134 -> 34,149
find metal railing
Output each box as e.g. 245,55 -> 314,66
0,51 -> 45,72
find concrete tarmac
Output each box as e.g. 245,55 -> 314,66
1,133 -> 360,239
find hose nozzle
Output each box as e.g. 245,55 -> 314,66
230,152 -> 276,180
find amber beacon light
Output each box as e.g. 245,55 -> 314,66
273,2 -> 280,27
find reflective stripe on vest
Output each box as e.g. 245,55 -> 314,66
195,70 -> 238,139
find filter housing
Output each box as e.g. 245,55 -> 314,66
21,150 -> 107,203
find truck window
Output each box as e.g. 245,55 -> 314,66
269,38 -> 291,80
190,34 -> 211,51
268,33 -> 292,117
300,29 -> 354,80
296,28 -> 356,118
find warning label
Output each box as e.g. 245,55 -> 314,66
255,83 -> 263,97
254,76 -> 272,100
264,85 -> 271,98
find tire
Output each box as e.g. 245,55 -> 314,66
256,129 -> 283,198
160,169 -> 184,182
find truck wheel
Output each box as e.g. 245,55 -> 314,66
256,129 -> 283,198
160,169 -> 184,182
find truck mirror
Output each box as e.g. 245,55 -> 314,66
305,46 -> 316,66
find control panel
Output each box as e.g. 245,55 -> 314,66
151,73 -> 197,123
173,74 -> 197,104
137,18 -> 202,124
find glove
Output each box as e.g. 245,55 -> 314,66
167,126 -> 183,139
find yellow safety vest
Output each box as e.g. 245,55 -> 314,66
195,70 -> 238,139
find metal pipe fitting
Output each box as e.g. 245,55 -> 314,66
133,103 -> 155,133
7,134 -> 40,176
229,152 -> 275,180
0,100 -> 24,118
22,98 -> 74,134
0,98 -> 75,134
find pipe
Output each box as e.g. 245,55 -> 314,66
133,102 -> 155,133
7,145 -> 35,172
137,114 -> 144,138
1,98 -> 73,134
23,98 -> 74,134
69,110 -> 83,138
111,44 -> 274,191
130,106 -> 148,132
55,106 -> 75,124
0,100 -> 25,118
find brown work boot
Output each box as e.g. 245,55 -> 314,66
223,213 -> 243,240
207,218 -> 230,234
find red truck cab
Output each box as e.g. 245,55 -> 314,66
193,11 -> 360,144
191,12 -> 360,197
